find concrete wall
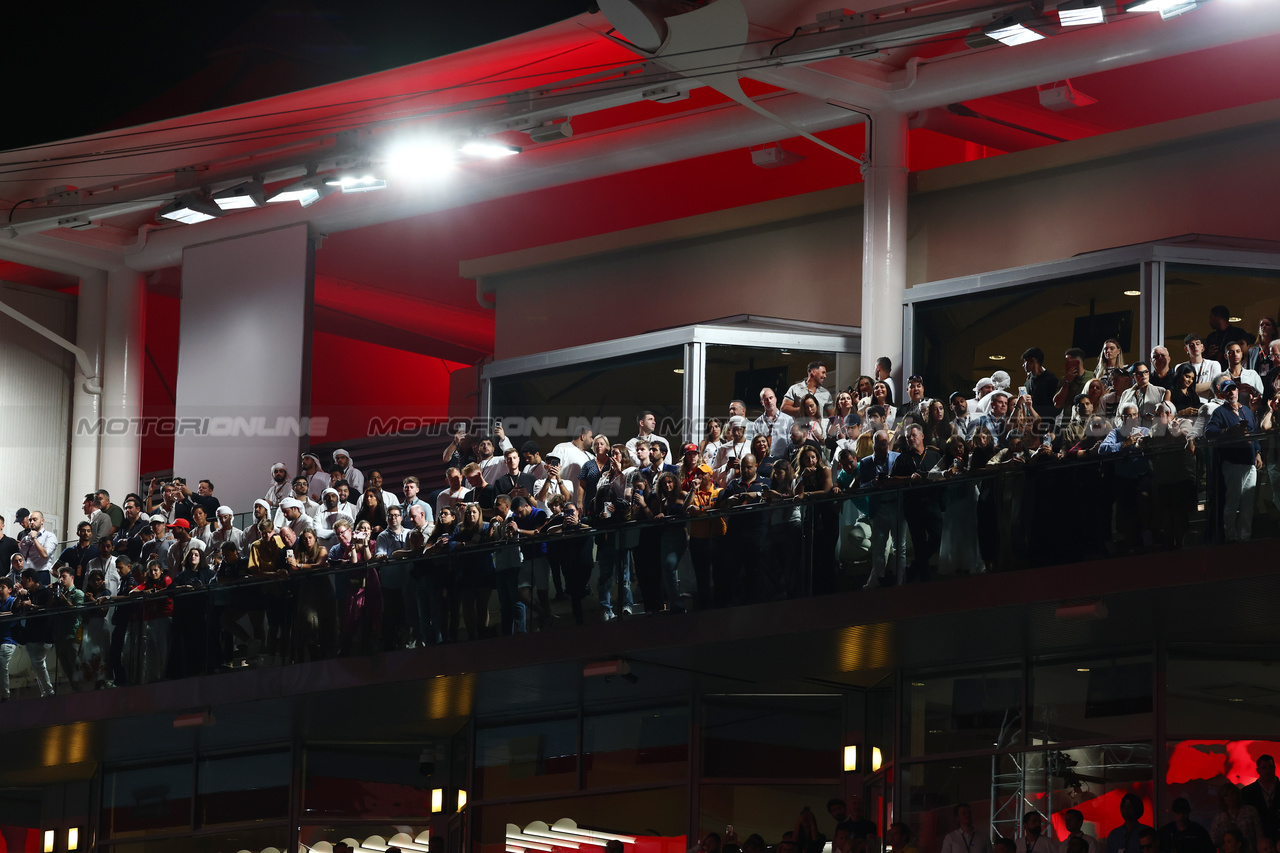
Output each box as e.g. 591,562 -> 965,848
0,281 -> 75,539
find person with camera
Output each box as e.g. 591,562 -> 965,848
489,505 -> 526,636
544,497 -> 594,625
511,496 -> 555,630
50,566 -> 86,691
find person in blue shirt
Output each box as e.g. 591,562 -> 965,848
1100,403 -> 1153,551
857,429 -> 901,587
0,577 -> 17,701
1205,379 -> 1262,541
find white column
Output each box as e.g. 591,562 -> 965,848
172,224 -> 314,511
99,268 -> 146,501
67,271 -> 106,524
860,111 -> 910,384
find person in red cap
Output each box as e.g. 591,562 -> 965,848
679,442 -> 702,491
161,518 -> 194,572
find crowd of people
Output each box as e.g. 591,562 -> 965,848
1,306 -> 1278,699
697,755 -> 1280,853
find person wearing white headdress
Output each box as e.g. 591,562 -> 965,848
243,499 -> 273,552
264,462 -> 290,506
210,506 -> 247,558
300,453 -> 330,502
314,488 -> 351,547
332,449 -> 364,496
970,377 -> 997,416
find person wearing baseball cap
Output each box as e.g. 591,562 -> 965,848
679,442 -> 702,491
160,517 -> 192,571
684,462 -> 723,610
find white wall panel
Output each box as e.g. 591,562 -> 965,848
172,224 -> 313,514
0,281 -> 75,540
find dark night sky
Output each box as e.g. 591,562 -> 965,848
6,0 -> 596,150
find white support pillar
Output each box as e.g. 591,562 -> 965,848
99,268 -> 146,501
860,111 -> 910,385
68,271 -> 106,525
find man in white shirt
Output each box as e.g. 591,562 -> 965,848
941,803 -> 993,853
265,462 -> 291,506
549,425 -> 593,506
211,506 -> 246,558
782,361 -> 833,416
713,416 -> 750,486
752,387 -> 794,458
436,468 -> 469,518
277,498 -> 310,538
406,504 -> 434,540
374,506 -> 411,557
1175,333 -> 1223,404
1015,811 -> 1056,853
332,449 -> 365,496
477,427 -> 515,483
86,536 -> 118,584
18,511 -> 58,585
300,453 -> 330,502
533,454 -> 574,511
1222,340 -> 1264,396
625,411 -> 671,466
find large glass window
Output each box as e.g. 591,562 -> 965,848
904,667 -> 1022,758
912,268 -> 1142,407
198,751 -> 290,826
703,345 -> 841,425
476,718 -> 579,800
702,695 -> 843,779
1032,655 -> 1153,744
1162,264 -> 1280,371
1167,652 -> 1280,736
103,828 -> 288,853
583,706 -> 689,789
490,346 -> 684,448
103,762 -> 194,838
304,744 -> 438,818
1164,739 -> 1280,837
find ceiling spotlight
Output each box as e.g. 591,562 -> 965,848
1057,0 -> 1106,25
386,141 -> 457,181
158,193 -> 223,224
988,354 -> 1007,361
459,138 -> 522,159
1124,290 -> 1142,296
983,10 -> 1048,45
527,120 -> 573,144
212,180 -> 265,210
325,173 -> 387,193
1124,0 -> 1198,17
267,170 -> 332,207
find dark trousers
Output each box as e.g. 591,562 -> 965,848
904,503 -> 943,583
688,537 -> 714,609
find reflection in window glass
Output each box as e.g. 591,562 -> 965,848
1162,265 -> 1280,375
103,762 -> 194,838
304,745 -> 436,818
700,784 -> 843,848
702,695 -> 843,779
868,677 -> 895,767
905,668 -> 1022,757
912,268 -> 1142,414
474,787 -> 687,853
491,347 -> 684,448
1163,739 -> 1280,838
903,755 -> 996,853
1032,656 -> 1152,744
0,788 -> 45,852
583,706 -> 689,788
198,750 -> 290,826
476,718 -> 579,799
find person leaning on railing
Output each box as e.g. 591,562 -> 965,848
1205,378 -> 1263,542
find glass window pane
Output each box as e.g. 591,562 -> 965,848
699,783 -> 843,848
905,668 -> 1022,757
475,788 -> 687,853
1167,654 -> 1280,736
304,745 -> 437,818
103,763 -> 193,838
1032,656 -> 1152,744
491,346 -> 684,448
912,267 -> 1142,419
703,345 -> 842,424
1162,264 -> 1280,373
0,788 -> 45,853
702,695 -> 843,779
198,750 -> 290,826
583,706 -> 689,788
903,755 -> 997,853
476,718 -> 579,799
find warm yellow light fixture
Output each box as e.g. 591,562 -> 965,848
431,788 -> 444,813
1123,290 -> 1141,297
68,829 -> 79,852
988,354 -> 1006,361
871,747 -> 883,772
457,789 -> 468,812
844,745 -> 858,772
44,831 -> 55,853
